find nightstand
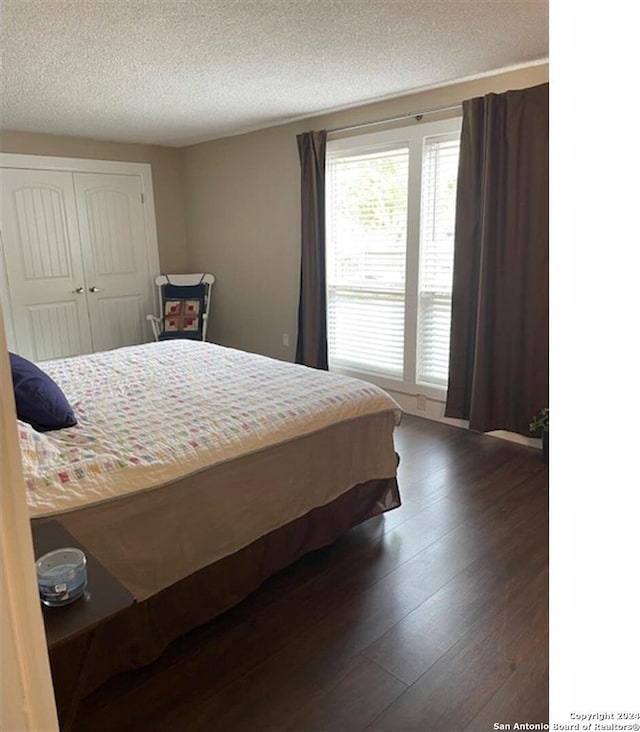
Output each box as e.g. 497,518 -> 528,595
31,520 -> 135,730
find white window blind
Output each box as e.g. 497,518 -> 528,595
326,118 -> 461,398
416,135 -> 460,387
326,146 -> 409,379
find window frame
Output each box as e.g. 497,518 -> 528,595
326,116 -> 462,401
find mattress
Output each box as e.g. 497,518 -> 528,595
21,340 -> 401,517
23,341 -> 402,599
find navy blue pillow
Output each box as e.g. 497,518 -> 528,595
9,353 -> 77,432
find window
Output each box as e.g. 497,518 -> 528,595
326,118 -> 461,397
326,146 -> 409,379
416,135 -> 460,387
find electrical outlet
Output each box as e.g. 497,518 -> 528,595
282,333 -> 289,347
417,395 -> 427,411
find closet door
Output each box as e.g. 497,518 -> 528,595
0,168 -> 93,361
73,173 -> 153,353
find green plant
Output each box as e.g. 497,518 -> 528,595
529,408 -> 549,433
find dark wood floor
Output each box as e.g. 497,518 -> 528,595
72,415 -> 549,732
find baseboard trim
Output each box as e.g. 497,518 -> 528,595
387,388 -> 542,450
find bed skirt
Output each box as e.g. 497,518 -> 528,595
46,475 -> 400,719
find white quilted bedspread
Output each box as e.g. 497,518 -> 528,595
19,341 -> 401,517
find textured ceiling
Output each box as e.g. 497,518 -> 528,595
1,0 -> 548,147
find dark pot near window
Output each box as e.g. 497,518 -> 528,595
542,429 -> 549,464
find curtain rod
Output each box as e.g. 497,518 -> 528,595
328,102 -> 462,135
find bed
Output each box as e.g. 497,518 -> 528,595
19,340 -> 402,711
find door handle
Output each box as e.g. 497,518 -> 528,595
74,286 -> 85,294
89,286 -> 103,293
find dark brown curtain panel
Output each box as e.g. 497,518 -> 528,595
445,83 -> 549,435
295,130 -> 328,369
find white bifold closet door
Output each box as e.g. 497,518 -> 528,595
1,168 -> 153,361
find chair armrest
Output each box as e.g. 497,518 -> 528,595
146,314 -> 163,342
